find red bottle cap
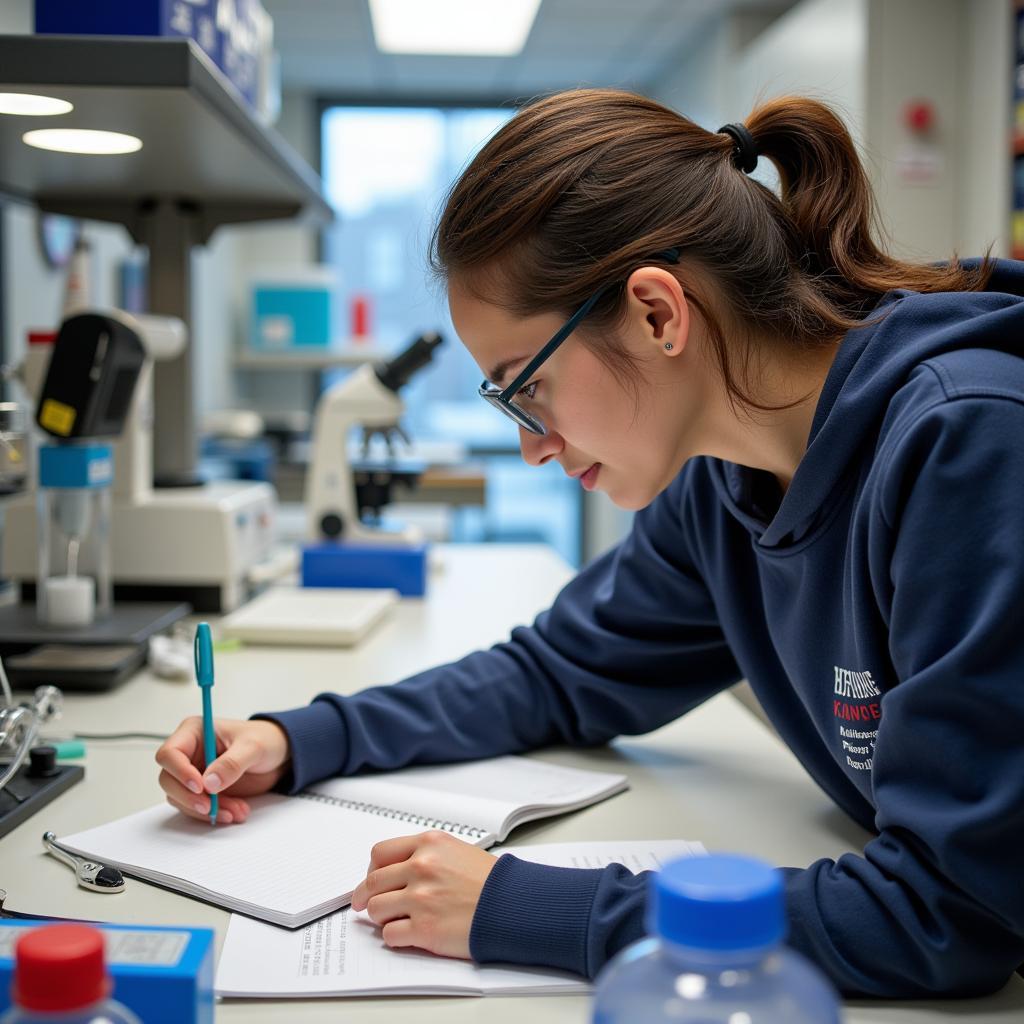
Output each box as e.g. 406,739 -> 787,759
11,924 -> 110,1012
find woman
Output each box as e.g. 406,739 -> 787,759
156,90 -> 1024,997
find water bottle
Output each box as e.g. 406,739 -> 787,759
591,853 -> 842,1023
0,923 -> 140,1024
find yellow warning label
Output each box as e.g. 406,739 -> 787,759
39,399 -> 76,436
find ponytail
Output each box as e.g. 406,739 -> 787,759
746,97 -> 987,316
432,89 -> 992,411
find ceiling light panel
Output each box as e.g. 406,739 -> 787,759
369,0 -> 542,56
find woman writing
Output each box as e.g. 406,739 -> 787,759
156,89 -> 1024,997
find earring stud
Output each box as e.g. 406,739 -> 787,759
664,342 -> 674,351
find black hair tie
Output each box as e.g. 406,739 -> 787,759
718,122 -> 758,174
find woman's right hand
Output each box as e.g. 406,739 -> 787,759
155,717 -> 292,824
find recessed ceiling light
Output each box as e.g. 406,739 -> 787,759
0,93 -> 73,116
369,0 -> 542,56
22,129 -> 143,155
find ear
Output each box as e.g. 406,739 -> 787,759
624,267 -> 689,358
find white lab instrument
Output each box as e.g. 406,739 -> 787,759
305,332 -> 442,545
219,586 -> 398,647
4,310 -> 280,612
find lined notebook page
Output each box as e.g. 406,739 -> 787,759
216,839 -> 705,998
61,757 -> 628,927
60,795 -> 432,926
309,755 -> 628,841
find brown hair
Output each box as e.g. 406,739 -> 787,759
430,88 -> 991,410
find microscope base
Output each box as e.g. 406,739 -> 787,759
0,764 -> 83,840
0,601 -> 189,664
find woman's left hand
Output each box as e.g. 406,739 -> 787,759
350,830 -> 498,959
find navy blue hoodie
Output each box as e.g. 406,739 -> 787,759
260,259 -> 1024,998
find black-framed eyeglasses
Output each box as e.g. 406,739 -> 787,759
478,248 -> 680,435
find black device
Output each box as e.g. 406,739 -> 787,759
36,312 -> 145,440
0,752 -> 83,840
373,331 -> 443,392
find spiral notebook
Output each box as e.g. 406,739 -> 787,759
59,756 -> 628,928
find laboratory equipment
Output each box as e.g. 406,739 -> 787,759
35,445 -> 112,629
0,923 -> 140,1024
219,585 -> 397,646
302,331 -> 441,594
33,308 -> 143,630
41,832 -> 125,894
4,646 -> 147,692
0,679 -> 82,839
0,403 -> 28,495
591,853 -> 841,1024
0,312 -> 189,663
4,310 -> 279,612
306,331 -> 443,545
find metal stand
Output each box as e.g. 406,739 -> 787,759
135,199 -> 203,488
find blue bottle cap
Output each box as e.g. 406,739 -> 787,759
649,853 -> 785,951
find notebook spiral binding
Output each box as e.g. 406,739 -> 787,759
298,791 -> 489,841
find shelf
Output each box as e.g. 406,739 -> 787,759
234,345 -> 384,370
0,34 -> 335,483
0,34 -> 332,239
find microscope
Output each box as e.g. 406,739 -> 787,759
303,332 -> 443,594
0,312 -> 193,686
5,310 -> 278,614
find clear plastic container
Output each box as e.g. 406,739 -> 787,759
591,853 -> 842,1024
0,923 -> 140,1024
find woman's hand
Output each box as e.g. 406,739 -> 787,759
155,717 -> 291,824
351,831 -> 498,959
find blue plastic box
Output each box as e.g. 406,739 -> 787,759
0,921 -> 214,1024
35,1 -> 221,66
251,268 -> 335,349
303,542 -> 428,597
35,0 -> 265,110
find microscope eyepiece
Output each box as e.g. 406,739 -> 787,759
374,332 -> 443,393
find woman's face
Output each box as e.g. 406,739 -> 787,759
448,276 -> 703,510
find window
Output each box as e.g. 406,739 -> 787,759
320,104 -> 581,565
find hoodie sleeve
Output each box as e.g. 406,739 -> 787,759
256,464 -> 741,790
782,390 -> 1024,997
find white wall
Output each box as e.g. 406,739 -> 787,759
735,0 -> 866,145
655,0 -> 1010,262
0,0 -> 31,33
864,0 -> 963,261
959,0 -> 1012,257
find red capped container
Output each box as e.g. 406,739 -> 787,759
1,924 -> 139,1024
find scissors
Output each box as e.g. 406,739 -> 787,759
42,832 -> 126,893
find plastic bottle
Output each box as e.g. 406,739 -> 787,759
0,923 -> 140,1024
591,853 -> 842,1024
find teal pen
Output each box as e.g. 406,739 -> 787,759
194,622 -> 218,826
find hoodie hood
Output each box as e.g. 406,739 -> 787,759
709,258 -> 1024,549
